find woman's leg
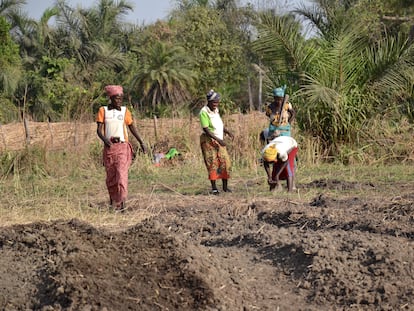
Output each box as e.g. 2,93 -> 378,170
210,180 -> 219,195
222,179 -> 231,192
287,176 -> 293,192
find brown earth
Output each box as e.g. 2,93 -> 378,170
0,179 -> 413,311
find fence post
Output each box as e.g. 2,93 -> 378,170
73,121 -> 78,146
47,119 -> 54,148
153,116 -> 158,140
0,123 -> 6,150
24,117 -> 30,145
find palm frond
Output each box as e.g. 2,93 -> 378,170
253,12 -> 306,73
365,35 -> 414,103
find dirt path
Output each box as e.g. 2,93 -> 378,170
0,180 -> 413,310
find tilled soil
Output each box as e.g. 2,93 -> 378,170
0,180 -> 413,311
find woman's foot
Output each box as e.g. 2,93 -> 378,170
211,189 -> 220,195
114,201 -> 126,212
270,183 -> 282,192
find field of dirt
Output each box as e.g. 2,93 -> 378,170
0,179 -> 413,311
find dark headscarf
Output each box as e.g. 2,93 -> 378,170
206,89 -> 220,102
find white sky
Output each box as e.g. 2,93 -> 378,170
23,0 -> 313,25
24,0 -> 174,24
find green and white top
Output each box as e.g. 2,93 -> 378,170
199,105 -> 224,140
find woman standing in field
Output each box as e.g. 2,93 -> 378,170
199,89 -> 234,195
96,85 -> 147,210
264,85 -> 296,139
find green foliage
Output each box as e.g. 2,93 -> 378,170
0,16 -> 22,95
351,0 -> 414,39
40,56 -> 72,78
252,12 -> 316,106
131,40 -> 198,115
253,13 -> 306,73
2,0 -> 414,162
215,88 -> 238,115
0,97 -> 19,123
256,1 -> 414,153
0,147 -> 49,180
296,25 -> 373,145
173,5 -> 245,94
364,35 -> 414,119
148,104 -> 174,118
19,58 -> 98,122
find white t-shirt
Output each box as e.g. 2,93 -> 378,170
261,136 -> 297,162
199,106 -> 224,140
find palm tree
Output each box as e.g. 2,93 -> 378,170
131,41 -> 198,116
254,0 -> 414,149
0,0 -> 25,23
364,34 -> 414,121
298,27 -> 372,145
10,7 -> 59,68
252,12 -> 313,96
77,0 -> 133,42
50,0 -> 130,84
174,0 -> 212,10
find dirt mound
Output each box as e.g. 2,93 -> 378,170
0,180 -> 413,310
0,219 -> 213,311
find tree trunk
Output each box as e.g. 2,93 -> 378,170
248,76 -> 254,112
258,70 -> 263,112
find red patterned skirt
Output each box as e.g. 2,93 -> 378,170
200,133 -> 231,180
103,142 -> 133,203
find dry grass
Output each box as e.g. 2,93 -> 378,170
1,112 -> 413,165
1,147 -> 412,230
0,113 -> 413,229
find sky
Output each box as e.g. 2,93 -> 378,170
23,0 -> 312,25
24,0 -> 174,25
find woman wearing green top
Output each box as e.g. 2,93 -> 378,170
199,89 -> 234,195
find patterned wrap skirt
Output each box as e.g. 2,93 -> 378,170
200,133 -> 231,181
271,147 -> 298,180
103,142 -> 133,203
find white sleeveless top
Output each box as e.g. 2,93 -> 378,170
103,106 -> 128,142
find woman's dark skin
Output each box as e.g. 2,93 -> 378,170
263,159 -> 290,191
97,94 -> 148,153
202,99 -> 234,192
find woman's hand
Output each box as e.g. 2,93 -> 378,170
224,128 -> 234,140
